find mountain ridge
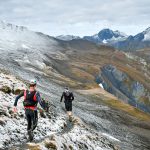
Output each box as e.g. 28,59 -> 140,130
0,21 -> 150,149
2,20 -> 150,52
56,27 -> 150,51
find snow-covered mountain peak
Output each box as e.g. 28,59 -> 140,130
98,28 -> 126,40
56,35 -> 80,41
143,27 -> 150,41
114,30 -> 127,37
83,28 -> 128,44
144,27 -> 150,33
0,21 -> 27,32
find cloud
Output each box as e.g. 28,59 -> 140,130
0,0 -> 150,36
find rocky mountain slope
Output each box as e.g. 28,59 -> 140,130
0,22 -> 150,149
112,27 -> 150,51
48,38 -> 150,115
97,64 -> 150,113
0,73 -> 119,150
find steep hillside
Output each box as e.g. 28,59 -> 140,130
0,72 -> 119,150
0,22 -> 150,149
98,64 -> 150,113
0,22 -> 149,113
48,40 -> 150,114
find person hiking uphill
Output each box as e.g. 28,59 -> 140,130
13,79 -> 44,141
60,87 -> 74,120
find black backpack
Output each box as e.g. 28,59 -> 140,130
23,90 -> 38,107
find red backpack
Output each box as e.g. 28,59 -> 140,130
23,90 -> 38,107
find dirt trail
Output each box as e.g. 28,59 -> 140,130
8,113 -> 75,150
77,88 -> 118,99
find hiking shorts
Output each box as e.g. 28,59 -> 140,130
25,109 -> 38,131
65,102 -> 72,111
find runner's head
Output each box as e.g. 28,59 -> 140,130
64,87 -> 69,92
29,79 -> 37,89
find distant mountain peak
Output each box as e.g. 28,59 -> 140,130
143,27 -> 150,41
145,27 -> 150,32
83,28 -> 127,44
114,30 -> 127,37
0,20 -> 27,32
98,28 -> 127,40
56,35 -> 80,41
99,28 -> 112,32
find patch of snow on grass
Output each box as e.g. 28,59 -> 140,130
102,133 -> 120,142
99,83 -> 104,89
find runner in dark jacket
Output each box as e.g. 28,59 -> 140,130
13,79 -> 44,141
60,87 -> 74,119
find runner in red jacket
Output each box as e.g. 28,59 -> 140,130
14,79 -> 44,141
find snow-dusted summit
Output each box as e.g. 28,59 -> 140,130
56,35 -> 80,41
83,28 -> 128,44
0,21 -> 27,31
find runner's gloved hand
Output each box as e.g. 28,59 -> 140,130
13,106 -> 18,113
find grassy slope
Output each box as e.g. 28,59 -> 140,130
43,40 -> 150,121
77,88 -> 150,122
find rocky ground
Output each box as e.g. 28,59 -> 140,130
0,72 -> 120,150
0,72 -> 149,150
0,22 -> 150,150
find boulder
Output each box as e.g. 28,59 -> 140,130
0,118 -> 6,126
45,140 -> 57,149
26,143 -> 41,150
0,86 -> 11,94
14,89 -> 23,95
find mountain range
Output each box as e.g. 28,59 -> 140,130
0,21 -> 150,149
56,27 -> 150,51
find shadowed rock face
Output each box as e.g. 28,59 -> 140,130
97,64 -> 150,113
83,28 -> 127,44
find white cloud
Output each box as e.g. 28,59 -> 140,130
0,0 -> 150,36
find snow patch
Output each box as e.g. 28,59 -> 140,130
93,34 -> 99,39
99,83 -> 104,89
143,33 -> 150,41
56,35 -> 80,41
143,27 -> 150,41
102,39 -> 108,44
22,44 -> 29,49
102,133 -> 120,142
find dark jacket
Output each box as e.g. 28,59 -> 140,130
60,91 -> 74,103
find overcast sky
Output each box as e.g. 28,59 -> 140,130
0,0 -> 150,36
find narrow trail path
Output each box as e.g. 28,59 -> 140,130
8,109 -> 75,150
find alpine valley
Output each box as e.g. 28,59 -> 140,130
0,21 -> 150,150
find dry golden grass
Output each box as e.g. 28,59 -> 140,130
46,45 -> 150,111
26,143 -> 41,150
71,67 -> 94,80
78,88 -> 150,122
118,65 -> 150,90
104,98 -> 150,121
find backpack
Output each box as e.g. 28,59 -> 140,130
65,91 -> 70,97
23,90 -> 38,107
